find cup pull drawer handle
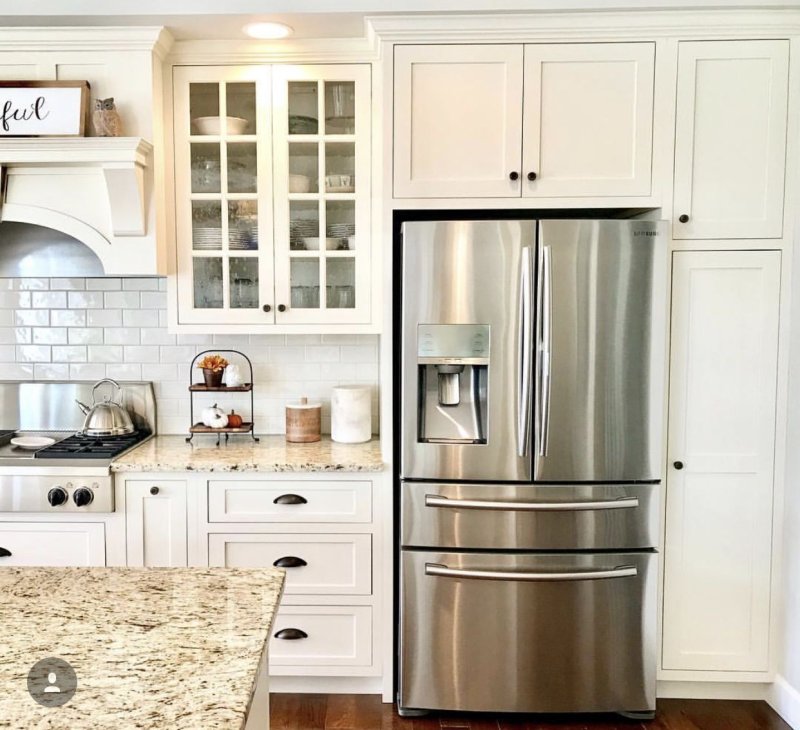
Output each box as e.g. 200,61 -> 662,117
425,563 -> 638,582
274,628 -> 308,640
273,556 -> 307,568
0,547 -> 11,557
424,495 -> 639,511
273,494 -> 308,505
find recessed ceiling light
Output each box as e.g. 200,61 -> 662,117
243,22 -> 294,40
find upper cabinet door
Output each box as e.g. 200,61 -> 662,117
173,65 -> 274,325
521,43 -> 654,198
673,41 -> 789,240
393,44 -> 524,198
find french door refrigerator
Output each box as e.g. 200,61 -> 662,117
398,218 -> 667,718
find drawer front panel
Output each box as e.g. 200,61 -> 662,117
208,481 -> 372,523
402,482 -> 658,550
269,605 -> 372,667
208,533 -> 372,595
0,522 -> 105,566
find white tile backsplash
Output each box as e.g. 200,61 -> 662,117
0,277 -> 379,435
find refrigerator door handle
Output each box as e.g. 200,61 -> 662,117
424,494 -> 640,511
538,244 -> 553,457
425,563 -> 638,582
517,246 -> 533,457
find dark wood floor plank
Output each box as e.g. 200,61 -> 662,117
271,694 -> 789,730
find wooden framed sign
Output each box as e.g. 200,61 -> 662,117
0,81 -> 90,137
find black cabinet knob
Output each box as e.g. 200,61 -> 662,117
277,304 -> 287,312
274,628 -> 308,640
678,214 -> 690,223
273,494 -> 307,505
0,547 -> 11,557
273,556 -> 308,568
673,461 -> 684,470
262,304 -> 272,313
150,486 -> 160,495
527,171 -> 537,181
509,171 -> 519,181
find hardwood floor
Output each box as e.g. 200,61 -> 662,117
269,695 -> 791,730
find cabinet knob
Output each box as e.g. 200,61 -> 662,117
262,304 -> 272,313
273,556 -> 308,568
273,493 -> 307,505
277,304 -> 287,312
150,486 -> 159,495
673,461 -> 684,470
527,171 -> 537,181
678,214 -> 690,223
274,628 -> 308,640
509,171 -> 519,181
0,547 -> 11,557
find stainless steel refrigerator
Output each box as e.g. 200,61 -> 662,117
398,219 -> 667,718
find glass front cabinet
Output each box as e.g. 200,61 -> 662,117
173,64 -> 371,327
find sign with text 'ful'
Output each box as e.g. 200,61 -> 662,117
0,81 -> 90,137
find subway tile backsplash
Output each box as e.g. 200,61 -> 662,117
0,278 -> 379,436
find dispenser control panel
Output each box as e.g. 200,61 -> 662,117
417,324 -> 490,363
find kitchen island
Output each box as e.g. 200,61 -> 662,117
0,566 -> 284,729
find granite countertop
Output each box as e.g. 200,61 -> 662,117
111,434 -> 384,473
0,567 -> 284,730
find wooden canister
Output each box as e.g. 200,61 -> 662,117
285,397 -> 321,443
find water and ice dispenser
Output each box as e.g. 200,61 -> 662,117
416,324 -> 489,444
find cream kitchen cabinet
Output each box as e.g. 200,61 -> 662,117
173,64 -> 371,329
663,250 -> 781,673
0,523 -> 105,566
673,40 -> 789,240
393,42 -> 654,199
125,480 -> 188,567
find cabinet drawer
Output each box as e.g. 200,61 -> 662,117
0,523 -> 105,566
208,480 -> 371,523
269,605 -> 372,667
208,533 -> 372,595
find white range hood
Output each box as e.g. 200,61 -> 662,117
0,137 -> 160,276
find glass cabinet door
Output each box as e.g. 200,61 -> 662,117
174,66 -> 273,324
272,65 -> 371,324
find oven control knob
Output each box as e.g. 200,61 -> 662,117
73,487 -> 94,507
47,487 -> 68,507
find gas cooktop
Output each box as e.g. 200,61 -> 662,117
34,430 -> 151,461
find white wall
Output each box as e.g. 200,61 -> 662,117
0,276 -> 379,435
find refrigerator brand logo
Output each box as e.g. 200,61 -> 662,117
633,231 -> 659,237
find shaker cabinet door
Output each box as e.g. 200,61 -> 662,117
521,42 -> 654,197
673,41 -> 789,239
393,44 -> 524,198
125,481 -> 188,567
663,250 -> 780,672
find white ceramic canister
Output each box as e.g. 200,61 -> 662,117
331,385 -> 372,443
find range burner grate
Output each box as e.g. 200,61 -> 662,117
35,430 -> 151,460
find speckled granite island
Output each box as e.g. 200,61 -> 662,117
111,434 -> 384,473
0,567 -> 284,730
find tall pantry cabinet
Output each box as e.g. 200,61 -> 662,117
663,38 -> 788,678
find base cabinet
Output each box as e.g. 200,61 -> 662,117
125,480 -> 188,567
0,523 -> 105,566
663,250 -> 781,673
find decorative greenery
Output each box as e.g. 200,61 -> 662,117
196,354 -> 228,373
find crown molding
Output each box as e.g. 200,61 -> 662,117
167,36 -> 379,65
0,137 -> 152,167
366,8 -> 800,42
0,26 -> 171,54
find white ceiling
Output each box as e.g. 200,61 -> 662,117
1,0 -> 798,40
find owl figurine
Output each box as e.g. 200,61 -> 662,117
92,98 -> 122,137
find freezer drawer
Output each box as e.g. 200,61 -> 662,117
399,550 -> 656,715
402,481 -> 658,550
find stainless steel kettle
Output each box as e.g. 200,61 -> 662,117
75,379 -> 135,436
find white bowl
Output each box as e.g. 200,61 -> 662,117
303,237 -> 340,251
193,116 -> 248,135
289,174 -> 311,193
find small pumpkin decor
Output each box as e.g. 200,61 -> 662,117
201,404 -> 228,430
197,354 -> 228,388
227,410 -> 244,428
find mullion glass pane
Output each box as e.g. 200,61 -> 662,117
228,200 -> 258,251
226,83 -> 256,134
288,81 -> 318,134
229,258 -> 259,309
324,81 -> 355,134
290,259 -> 320,309
227,143 -> 257,193
326,258 -> 355,309
193,258 -> 223,309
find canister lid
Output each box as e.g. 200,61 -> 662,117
286,396 -> 321,409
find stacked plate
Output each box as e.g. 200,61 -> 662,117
230,227 -> 258,250
326,223 -> 355,238
290,219 -> 319,250
193,227 -> 222,250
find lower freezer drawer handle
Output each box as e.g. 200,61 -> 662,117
425,563 -> 638,582
424,495 -> 639,511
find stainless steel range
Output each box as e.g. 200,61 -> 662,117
0,381 -> 156,514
